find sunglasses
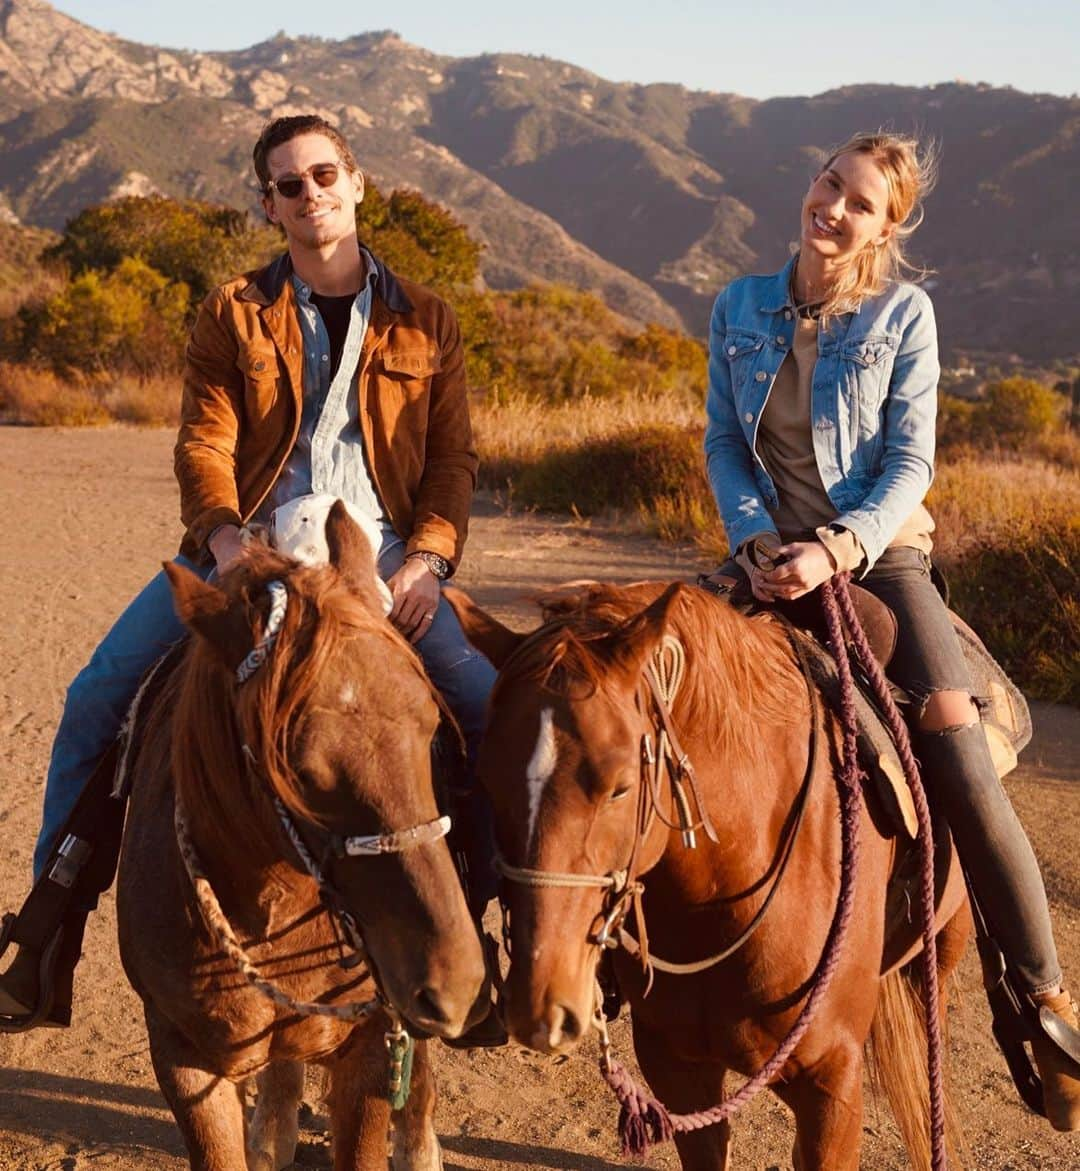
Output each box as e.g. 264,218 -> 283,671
265,163 -> 344,199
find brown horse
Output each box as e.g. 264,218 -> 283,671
117,504 -> 488,1171
447,579 -> 971,1171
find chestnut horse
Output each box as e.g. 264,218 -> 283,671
117,505 -> 487,1171
447,580 -> 970,1171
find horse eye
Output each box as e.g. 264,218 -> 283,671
609,786 -> 632,803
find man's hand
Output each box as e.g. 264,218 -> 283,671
756,540 -> 836,602
208,524 -> 251,574
387,557 -> 441,643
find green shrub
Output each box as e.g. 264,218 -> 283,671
941,523 -> 1079,704
20,257 -> 189,375
975,377 -> 1067,445
515,424 -> 710,516
49,197 -> 280,305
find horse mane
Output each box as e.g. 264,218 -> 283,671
170,545 -> 434,863
497,581 -> 808,767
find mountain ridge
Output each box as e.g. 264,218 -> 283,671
2,0 -> 1077,358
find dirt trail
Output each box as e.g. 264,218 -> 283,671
0,427 -> 1076,1170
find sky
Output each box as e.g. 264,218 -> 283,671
52,0 -> 1079,101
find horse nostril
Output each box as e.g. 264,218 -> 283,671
411,986 -> 451,1027
548,1002 -> 583,1049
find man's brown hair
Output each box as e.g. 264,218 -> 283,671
253,115 -> 360,192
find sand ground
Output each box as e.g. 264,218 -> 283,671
0,427 -> 1076,1170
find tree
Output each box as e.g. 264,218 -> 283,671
356,185 -> 481,291
48,198 -> 280,305
22,258 -> 190,375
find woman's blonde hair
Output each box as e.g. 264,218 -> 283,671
809,130 -> 938,322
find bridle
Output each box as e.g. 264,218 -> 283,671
496,630 -> 820,985
173,578 -> 450,1023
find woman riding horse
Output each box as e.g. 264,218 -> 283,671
703,129 -> 1079,1130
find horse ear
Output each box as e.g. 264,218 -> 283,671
443,587 -> 526,668
603,581 -> 687,678
163,561 -> 252,668
324,501 -> 380,595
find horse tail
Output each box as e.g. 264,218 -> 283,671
866,964 -> 967,1171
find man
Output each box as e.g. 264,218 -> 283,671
0,115 -> 501,1043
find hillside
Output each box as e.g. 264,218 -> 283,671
1,0 -> 1077,358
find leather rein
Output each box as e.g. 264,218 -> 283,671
496,628 -> 821,985
173,578 -> 450,1021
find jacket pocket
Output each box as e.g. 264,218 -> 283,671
722,331 -> 766,394
237,346 -> 282,426
375,348 -> 441,435
840,335 -> 897,465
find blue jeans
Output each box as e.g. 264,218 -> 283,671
35,536 -> 496,884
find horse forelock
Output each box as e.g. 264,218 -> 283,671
172,548 -> 424,859
493,583 -> 807,770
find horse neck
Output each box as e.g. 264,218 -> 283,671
653,607 -> 819,895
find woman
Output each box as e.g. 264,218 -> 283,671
703,131 -> 1079,1130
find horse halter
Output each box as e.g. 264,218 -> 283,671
496,636 -> 718,974
174,578 -> 451,1020
497,630 -> 822,983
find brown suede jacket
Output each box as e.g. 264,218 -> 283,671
174,251 -> 477,570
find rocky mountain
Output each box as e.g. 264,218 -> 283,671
2,0 -> 1077,358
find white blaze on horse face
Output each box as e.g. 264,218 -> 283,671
525,707 -> 557,852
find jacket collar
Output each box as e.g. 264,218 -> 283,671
758,254 -> 799,314
239,246 -> 414,314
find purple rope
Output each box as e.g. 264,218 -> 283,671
831,574 -> 948,1171
601,578 -> 866,1158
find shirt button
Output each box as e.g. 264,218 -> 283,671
744,411 -> 754,423
728,345 -> 737,356
755,371 -> 767,382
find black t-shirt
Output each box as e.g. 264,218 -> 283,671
310,291 -> 357,383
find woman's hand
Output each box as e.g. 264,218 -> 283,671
755,540 -> 837,602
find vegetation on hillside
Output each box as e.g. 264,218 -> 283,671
0,193 -> 1075,701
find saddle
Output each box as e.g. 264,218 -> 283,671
701,574 -> 1072,1117
776,583 -> 1031,839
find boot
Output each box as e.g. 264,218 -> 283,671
1031,989 -> 1080,1131
0,911 -> 87,1030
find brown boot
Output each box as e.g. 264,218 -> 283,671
1031,989 -> 1080,1131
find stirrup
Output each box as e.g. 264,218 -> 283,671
0,913 -> 64,1034
975,925 -> 1046,1117
1039,1003 -> 1080,1069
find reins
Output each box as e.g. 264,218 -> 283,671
501,576 -> 949,1169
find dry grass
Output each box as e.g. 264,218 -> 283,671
0,363 -> 179,427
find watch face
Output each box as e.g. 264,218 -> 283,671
418,551 -> 450,579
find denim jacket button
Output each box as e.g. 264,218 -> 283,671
728,345 -> 737,356
755,371 -> 767,382
776,336 -> 787,346
744,411 -> 754,423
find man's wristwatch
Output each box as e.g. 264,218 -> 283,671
407,550 -> 451,580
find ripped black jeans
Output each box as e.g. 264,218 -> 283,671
716,544 -> 1062,994
860,546 -> 1060,995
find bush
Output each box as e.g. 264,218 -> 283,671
514,424 -> 711,517
974,377 -> 1067,445
357,185 -> 481,291
49,198 -> 280,305
20,258 -> 189,376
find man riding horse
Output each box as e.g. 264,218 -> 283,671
0,114 -> 504,1047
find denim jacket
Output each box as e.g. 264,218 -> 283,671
703,255 -> 940,571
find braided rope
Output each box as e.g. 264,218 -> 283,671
832,575 -> 948,1171
173,797 -> 381,1022
599,578 -> 867,1157
236,580 -> 288,684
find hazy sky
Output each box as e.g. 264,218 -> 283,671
52,0 -> 1078,100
